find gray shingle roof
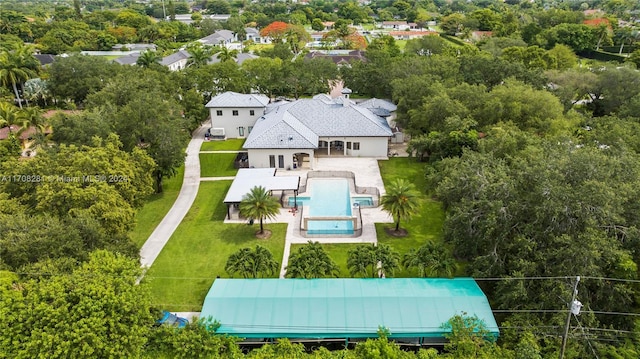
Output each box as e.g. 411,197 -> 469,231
199,30 -> 235,45
243,98 -> 393,149
160,49 -> 190,65
114,53 -> 141,65
358,98 -> 397,112
244,102 -> 318,149
205,92 -> 270,108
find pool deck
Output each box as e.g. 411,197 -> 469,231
223,157 -> 394,278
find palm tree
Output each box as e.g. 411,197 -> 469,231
347,244 -> 376,277
0,44 -> 39,109
0,101 -> 23,132
225,248 -> 253,278
375,244 -> 400,278
186,43 -> 214,67
239,186 -> 280,235
347,244 -> 400,278
402,242 -> 457,278
215,46 -> 239,63
225,245 -> 279,278
136,50 -> 162,68
20,106 -> 47,135
381,178 -> 421,233
285,241 -> 339,279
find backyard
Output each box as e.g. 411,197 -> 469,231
145,181 -> 287,311
142,156 -> 447,309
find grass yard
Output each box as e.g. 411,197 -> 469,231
130,165 -> 185,248
200,139 -> 245,151
376,157 -> 446,277
199,153 -> 238,177
146,181 -> 287,311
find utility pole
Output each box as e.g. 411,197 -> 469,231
162,0 -> 167,20
559,276 -> 580,359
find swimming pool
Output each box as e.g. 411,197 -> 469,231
307,179 -> 353,235
288,196 -> 374,207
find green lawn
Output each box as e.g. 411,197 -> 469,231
199,153 -> 238,177
200,139 -> 245,151
130,165 -> 185,248
377,157 -> 446,277
146,181 -> 287,311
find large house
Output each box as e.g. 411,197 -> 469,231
206,92 -> 394,170
206,92 -> 271,139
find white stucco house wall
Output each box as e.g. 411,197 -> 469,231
160,49 -> 190,71
205,92 -> 270,139
244,93 -> 393,170
206,91 -> 394,169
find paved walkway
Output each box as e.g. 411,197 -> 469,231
141,139 -> 395,279
139,125 -> 207,268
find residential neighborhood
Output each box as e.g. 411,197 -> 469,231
1,0 -> 640,357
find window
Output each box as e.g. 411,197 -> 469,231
269,155 -> 276,168
248,126 -> 253,133
353,142 -> 360,150
250,110 -> 255,116
216,110 -> 222,116
238,127 -> 245,136
232,110 -> 239,116
278,155 -> 285,168
347,142 -> 352,149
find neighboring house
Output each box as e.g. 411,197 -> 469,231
359,98 -> 397,121
113,53 -> 141,66
205,92 -> 270,139
243,93 -> 393,170
208,52 -> 258,65
112,43 -> 157,51
470,31 -> 493,42
199,30 -> 235,47
172,14 -> 195,24
0,125 -> 52,149
322,21 -> 335,30
389,31 -> 438,40
160,49 -> 190,71
382,21 -> 410,30
245,27 -> 270,44
34,54 -> 56,67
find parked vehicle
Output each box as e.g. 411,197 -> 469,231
156,311 -> 188,328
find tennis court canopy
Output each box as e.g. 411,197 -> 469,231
223,168 -> 300,219
200,278 -> 499,341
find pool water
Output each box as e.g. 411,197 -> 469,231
307,179 -> 353,235
352,197 -> 374,206
288,196 -> 374,207
286,180 -> 375,235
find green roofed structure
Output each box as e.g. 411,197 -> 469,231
200,278 -> 499,343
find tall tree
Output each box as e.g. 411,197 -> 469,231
239,186 -> 280,236
225,245 -> 279,278
136,49 -> 162,68
285,241 -> 339,279
0,251 -> 153,358
215,46 -> 239,63
402,242 -> 457,278
381,178 -> 421,234
186,42 -> 214,67
0,43 -> 39,109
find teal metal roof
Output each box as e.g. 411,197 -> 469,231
200,278 -> 499,339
